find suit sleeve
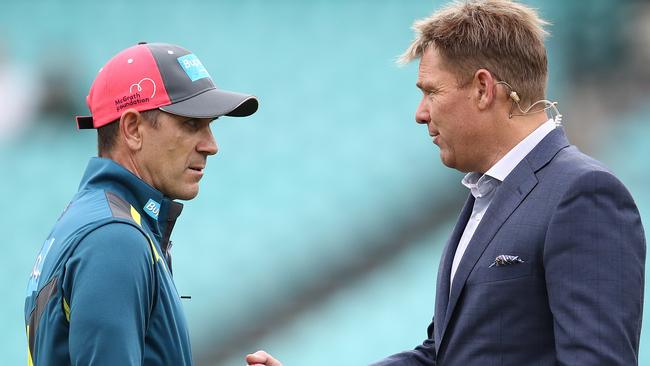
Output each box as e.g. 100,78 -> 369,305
369,319 -> 436,366
62,222 -> 155,366
544,170 -> 645,365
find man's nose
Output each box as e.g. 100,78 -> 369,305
415,98 -> 430,125
198,128 -> 218,156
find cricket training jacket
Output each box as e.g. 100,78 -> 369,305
25,157 -> 192,365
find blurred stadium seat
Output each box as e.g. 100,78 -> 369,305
1,1 -> 648,366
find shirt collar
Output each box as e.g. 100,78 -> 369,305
485,118 -> 556,181
462,172 -> 499,199
461,119 -> 555,197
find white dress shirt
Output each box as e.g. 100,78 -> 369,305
449,119 -> 556,286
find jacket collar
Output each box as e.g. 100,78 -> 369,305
78,157 -> 183,248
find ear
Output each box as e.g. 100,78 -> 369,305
472,69 -> 496,111
119,109 -> 145,151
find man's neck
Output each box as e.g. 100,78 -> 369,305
477,112 -> 550,174
103,149 -> 145,184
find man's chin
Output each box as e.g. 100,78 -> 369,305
168,186 -> 199,201
439,152 -> 454,168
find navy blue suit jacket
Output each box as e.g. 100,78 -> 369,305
373,128 -> 645,365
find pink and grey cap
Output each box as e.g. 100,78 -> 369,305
76,42 -> 258,129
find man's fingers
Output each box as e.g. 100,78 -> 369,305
246,350 -> 269,363
245,350 -> 282,366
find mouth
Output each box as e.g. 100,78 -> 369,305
429,132 -> 440,145
188,165 -> 205,175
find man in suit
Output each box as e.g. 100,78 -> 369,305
246,1 -> 645,365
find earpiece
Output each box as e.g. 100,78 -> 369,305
495,81 -> 562,127
509,91 -> 520,103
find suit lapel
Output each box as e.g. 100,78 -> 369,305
437,127 -> 571,346
434,194 -> 474,347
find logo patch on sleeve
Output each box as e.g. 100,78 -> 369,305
177,54 -> 211,82
144,199 -> 160,220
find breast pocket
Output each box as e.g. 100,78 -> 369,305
467,254 -> 534,284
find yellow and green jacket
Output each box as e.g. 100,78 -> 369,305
24,157 -> 192,365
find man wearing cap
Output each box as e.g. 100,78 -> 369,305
24,42 -> 258,365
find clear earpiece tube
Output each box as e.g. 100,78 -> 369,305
496,81 -> 562,127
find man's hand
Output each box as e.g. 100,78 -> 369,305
245,350 -> 283,366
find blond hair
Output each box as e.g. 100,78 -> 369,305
400,0 -> 549,103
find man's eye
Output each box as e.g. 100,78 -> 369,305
185,119 -> 199,129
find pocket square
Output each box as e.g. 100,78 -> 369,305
489,255 -> 524,268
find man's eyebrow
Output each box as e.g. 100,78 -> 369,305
416,81 -> 435,91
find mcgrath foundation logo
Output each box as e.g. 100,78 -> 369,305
115,78 -> 157,112
130,78 -> 157,98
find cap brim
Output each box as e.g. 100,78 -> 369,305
159,88 -> 258,119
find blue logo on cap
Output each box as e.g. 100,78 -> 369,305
144,199 -> 160,220
177,54 -> 211,82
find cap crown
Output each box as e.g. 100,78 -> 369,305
85,43 -> 216,128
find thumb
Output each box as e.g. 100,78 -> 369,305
245,350 -> 282,366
